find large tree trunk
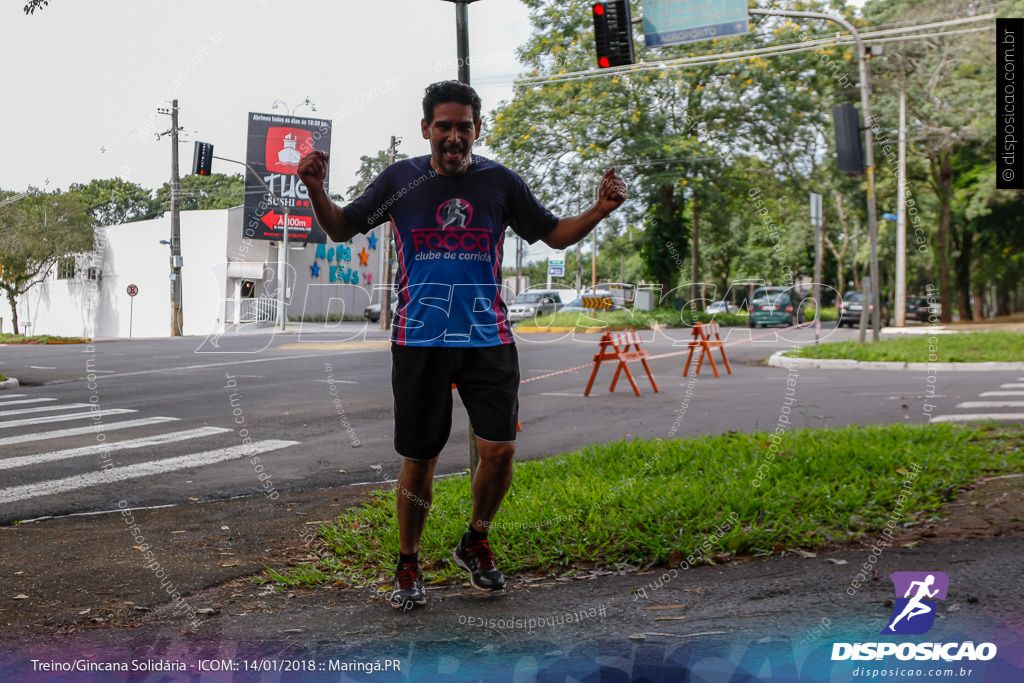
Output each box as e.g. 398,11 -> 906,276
955,226 -> 973,322
933,153 -> 953,323
4,288 -> 18,335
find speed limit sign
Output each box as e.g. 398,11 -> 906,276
127,284 -> 139,297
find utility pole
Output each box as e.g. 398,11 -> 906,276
811,192 -> 823,343
440,0 -> 484,480
159,100 -> 184,336
380,136 -> 400,331
691,197 -> 700,306
895,88 -> 907,328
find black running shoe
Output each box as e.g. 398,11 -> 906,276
453,537 -> 506,591
390,562 -> 426,610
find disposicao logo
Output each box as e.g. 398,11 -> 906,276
831,571 -> 997,662
883,571 -> 948,635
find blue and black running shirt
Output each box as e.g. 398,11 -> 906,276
343,155 -> 559,347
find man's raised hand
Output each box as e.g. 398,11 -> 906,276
597,167 -> 628,215
298,150 -> 329,193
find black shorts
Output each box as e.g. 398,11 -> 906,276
391,344 -> 520,461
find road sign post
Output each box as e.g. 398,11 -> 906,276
127,284 -> 139,338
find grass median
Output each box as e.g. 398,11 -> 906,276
787,330 -> 1024,363
0,333 -> 90,345
265,423 -> 1021,589
516,308 -> 747,331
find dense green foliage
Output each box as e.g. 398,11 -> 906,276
496,0 -> 1020,323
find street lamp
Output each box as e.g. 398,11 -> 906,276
439,0 -> 484,85
272,97 -> 317,115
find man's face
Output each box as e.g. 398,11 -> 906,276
422,102 -> 481,175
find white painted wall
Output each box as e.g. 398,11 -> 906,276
1,206 -> 383,339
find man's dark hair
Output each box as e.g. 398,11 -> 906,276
422,81 -> 482,124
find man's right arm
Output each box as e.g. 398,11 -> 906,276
298,151 -> 360,243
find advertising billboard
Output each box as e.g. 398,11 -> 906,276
243,112 -> 332,243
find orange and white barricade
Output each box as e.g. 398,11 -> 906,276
584,329 -> 660,397
682,322 -> 732,378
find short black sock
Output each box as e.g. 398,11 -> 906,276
465,525 -> 488,543
398,552 -> 418,567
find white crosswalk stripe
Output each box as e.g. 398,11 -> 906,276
0,440 -> 299,504
0,398 -> 57,407
0,417 -> 179,447
0,395 -> 303,509
0,426 -> 233,470
0,408 -> 136,429
931,378 -> 1024,423
932,413 -> 1024,423
0,402 -> 90,418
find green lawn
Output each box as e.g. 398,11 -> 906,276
788,331 -> 1024,363
0,333 -> 88,345
517,307 -> 747,330
266,423 -> 1021,589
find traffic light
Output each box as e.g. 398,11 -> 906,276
593,1 -> 634,69
192,141 -> 214,176
832,104 -> 864,176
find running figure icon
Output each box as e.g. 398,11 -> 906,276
887,574 -> 940,631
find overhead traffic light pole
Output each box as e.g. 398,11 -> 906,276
749,8 -> 881,342
593,1 -> 635,68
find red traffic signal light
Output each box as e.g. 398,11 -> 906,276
592,1 -> 634,69
192,141 -> 214,176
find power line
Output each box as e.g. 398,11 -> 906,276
512,14 -> 994,87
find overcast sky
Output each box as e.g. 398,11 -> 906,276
1,0 -> 531,195
2,0 -> 868,266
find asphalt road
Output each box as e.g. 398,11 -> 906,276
0,322 -> 1019,524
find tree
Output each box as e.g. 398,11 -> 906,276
155,173 -> 245,212
0,188 -> 94,332
346,148 -> 408,201
69,178 -> 161,226
23,0 -> 48,13
486,0 -> 853,303
863,0 -> 1002,321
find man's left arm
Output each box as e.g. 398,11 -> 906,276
542,167 -> 627,249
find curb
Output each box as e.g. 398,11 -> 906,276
767,351 -> 1024,372
0,377 -> 20,390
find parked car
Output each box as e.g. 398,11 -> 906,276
363,292 -> 398,323
838,291 -> 892,327
705,300 -> 739,315
905,295 -> 932,322
507,289 -> 572,322
748,292 -> 803,328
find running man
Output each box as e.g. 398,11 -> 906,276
887,574 -> 939,631
298,80 -> 626,609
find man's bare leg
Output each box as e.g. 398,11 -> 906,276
396,455 -> 439,554
470,439 -> 515,532
452,439 -> 515,591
